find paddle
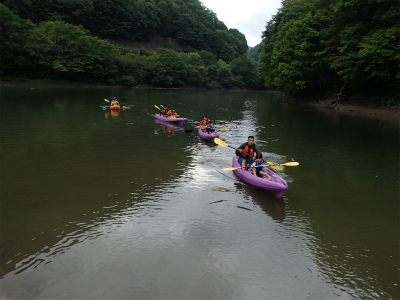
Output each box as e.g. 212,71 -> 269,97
214,137 -> 242,151
223,164 -> 283,171
105,98 -> 127,109
222,162 -> 299,171
105,98 -> 125,103
214,138 -> 298,171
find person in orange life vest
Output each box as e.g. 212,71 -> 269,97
110,97 -> 119,107
205,120 -> 215,134
160,105 -> 168,117
250,152 -> 271,181
199,115 -> 210,131
168,107 -> 178,118
236,136 -> 259,168
200,115 -> 210,126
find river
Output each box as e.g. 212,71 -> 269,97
0,86 -> 398,299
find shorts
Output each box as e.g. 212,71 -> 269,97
238,156 -> 253,166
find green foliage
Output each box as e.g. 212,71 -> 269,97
26,20 -> 119,80
259,0 -> 399,103
0,4 -> 34,75
147,48 -> 187,87
0,1 -> 264,90
230,55 -> 264,89
248,44 -> 261,61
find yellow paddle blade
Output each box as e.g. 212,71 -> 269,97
267,161 -> 299,168
214,137 -> 228,147
269,165 -> 285,171
266,162 -> 285,170
199,125 -> 206,129
222,167 -> 240,171
282,162 -> 299,166
154,105 -> 161,110
104,98 -> 110,102
221,129 -> 227,133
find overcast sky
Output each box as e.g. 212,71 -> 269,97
200,0 -> 282,47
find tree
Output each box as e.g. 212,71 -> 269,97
230,55 -> 264,89
147,48 -> 187,87
26,20 -> 119,80
259,0 -> 399,102
0,4 -> 34,75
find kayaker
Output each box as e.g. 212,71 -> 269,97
200,115 -> 210,126
160,105 -> 168,117
250,153 -> 271,180
205,120 -> 215,134
200,115 -> 210,132
236,136 -> 259,169
168,107 -> 178,118
110,97 -> 119,107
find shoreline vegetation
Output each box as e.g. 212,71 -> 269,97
1,81 -> 399,122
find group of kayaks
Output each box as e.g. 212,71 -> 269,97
154,112 -> 291,198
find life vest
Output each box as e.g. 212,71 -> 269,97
254,160 -> 264,169
241,144 -> 254,158
168,111 -> 178,118
200,119 -> 210,126
161,109 -> 168,115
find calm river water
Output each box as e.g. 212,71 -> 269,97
0,86 -> 399,300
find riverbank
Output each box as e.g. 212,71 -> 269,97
2,81 -> 398,122
309,99 -> 400,122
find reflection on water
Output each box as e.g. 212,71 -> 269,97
154,119 -> 184,136
0,87 -> 398,299
239,183 -> 285,222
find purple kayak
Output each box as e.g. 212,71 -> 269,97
198,128 -> 219,140
154,113 -> 186,125
232,155 -> 288,198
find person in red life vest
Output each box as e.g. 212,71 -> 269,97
160,105 -> 168,117
250,152 -> 271,180
236,136 -> 259,169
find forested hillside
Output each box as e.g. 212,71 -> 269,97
260,0 -> 399,106
1,0 -> 398,105
0,0 -> 264,89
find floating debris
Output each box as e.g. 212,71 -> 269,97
207,200 -> 227,205
237,206 -> 252,211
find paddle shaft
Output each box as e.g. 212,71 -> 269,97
224,164 -> 274,171
230,145 -> 254,158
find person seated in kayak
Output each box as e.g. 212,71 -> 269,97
200,115 -> 210,131
250,153 -> 271,181
160,105 -> 168,117
168,108 -> 178,118
200,115 -> 209,127
236,136 -> 259,169
110,97 -> 119,107
205,120 -> 215,134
